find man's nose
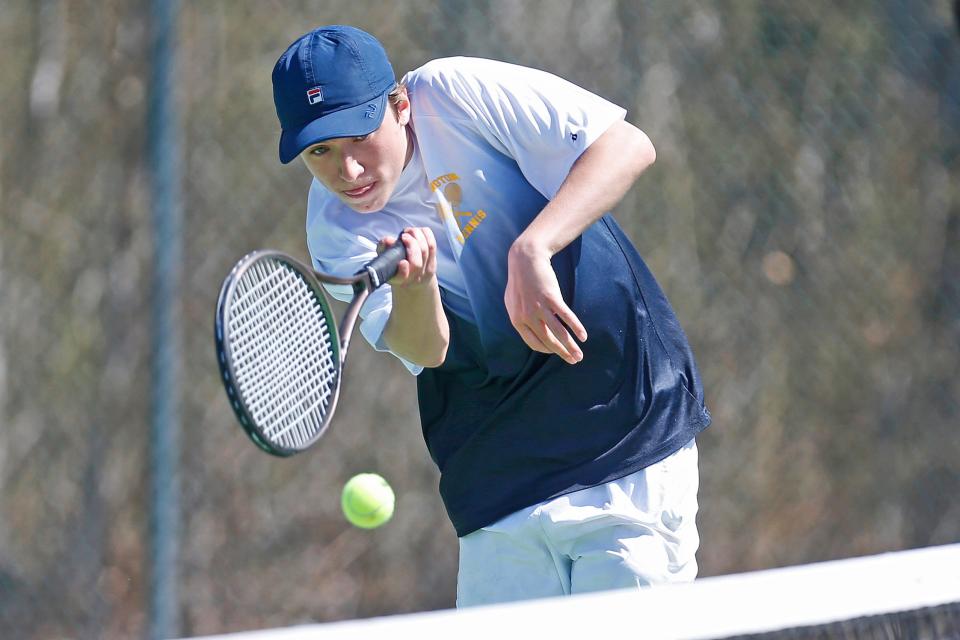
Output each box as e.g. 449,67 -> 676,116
339,154 -> 363,182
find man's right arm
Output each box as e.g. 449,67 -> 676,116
381,227 -> 450,368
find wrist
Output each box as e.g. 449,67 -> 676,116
391,273 -> 439,295
510,233 -> 554,263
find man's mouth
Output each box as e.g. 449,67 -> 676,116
342,182 -> 377,198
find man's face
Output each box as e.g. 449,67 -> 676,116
299,96 -> 412,213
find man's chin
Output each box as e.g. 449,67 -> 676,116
342,190 -> 391,213
344,198 -> 387,213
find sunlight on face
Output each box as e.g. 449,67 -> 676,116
300,96 -> 412,213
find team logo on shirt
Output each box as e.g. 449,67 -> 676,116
430,173 -> 487,244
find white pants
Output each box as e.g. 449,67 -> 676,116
456,439 -> 699,607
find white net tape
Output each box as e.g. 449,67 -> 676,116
227,259 -> 338,449
183,544 -> 960,640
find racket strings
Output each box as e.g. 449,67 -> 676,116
242,262 -> 337,444
234,263 -> 336,447
228,259 -> 338,449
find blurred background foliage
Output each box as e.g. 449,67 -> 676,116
1,1 -> 958,638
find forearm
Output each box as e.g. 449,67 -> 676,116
512,120 -> 656,259
384,278 -> 449,368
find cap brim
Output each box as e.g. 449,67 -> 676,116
278,92 -> 389,164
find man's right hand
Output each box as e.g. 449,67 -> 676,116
379,227 -> 439,290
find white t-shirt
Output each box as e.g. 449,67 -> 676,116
305,57 -> 626,374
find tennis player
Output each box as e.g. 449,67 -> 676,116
272,25 -> 711,606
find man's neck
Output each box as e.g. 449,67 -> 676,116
403,125 -> 415,169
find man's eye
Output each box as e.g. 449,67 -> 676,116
353,135 -> 369,142
310,146 -> 328,156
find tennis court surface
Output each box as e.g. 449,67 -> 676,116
183,543 -> 960,639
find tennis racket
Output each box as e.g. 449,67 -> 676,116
214,241 -> 406,456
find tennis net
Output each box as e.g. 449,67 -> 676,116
184,543 -> 960,640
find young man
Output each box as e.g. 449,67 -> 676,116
272,25 -> 711,606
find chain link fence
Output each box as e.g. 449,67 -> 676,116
1,1 -> 958,638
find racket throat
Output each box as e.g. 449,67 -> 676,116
338,285 -> 370,367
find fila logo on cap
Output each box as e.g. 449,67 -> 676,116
306,86 -> 323,105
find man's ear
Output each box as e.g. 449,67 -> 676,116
395,92 -> 411,125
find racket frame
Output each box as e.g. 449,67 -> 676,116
214,250 -> 382,456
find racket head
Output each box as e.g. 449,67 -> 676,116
214,251 -> 342,456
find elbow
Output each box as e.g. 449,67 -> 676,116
617,119 -> 655,173
422,345 -> 448,368
611,121 -> 655,180
407,329 -> 449,369
423,333 -> 449,368
635,129 -> 656,173
396,340 -> 447,369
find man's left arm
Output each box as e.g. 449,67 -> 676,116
504,120 -> 656,364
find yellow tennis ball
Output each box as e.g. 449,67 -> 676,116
341,473 -> 395,529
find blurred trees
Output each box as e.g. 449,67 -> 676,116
0,1 -> 957,638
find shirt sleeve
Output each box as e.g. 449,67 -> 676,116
305,181 -> 424,376
407,58 -> 627,199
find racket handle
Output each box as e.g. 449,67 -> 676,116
364,235 -> 408,289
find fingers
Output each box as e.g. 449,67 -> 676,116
399,227 -> 435,284
382,227 -> 437,287
516,324 -> 550,354
509,296 -> 586,365
534,306 -> 584,365
542,306 -> 585,364
553,302 -> 588,343
504,249 -> 588,365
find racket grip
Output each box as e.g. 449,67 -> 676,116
365,235 -> 408,289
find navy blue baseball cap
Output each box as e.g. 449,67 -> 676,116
272,26 -> 396,164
